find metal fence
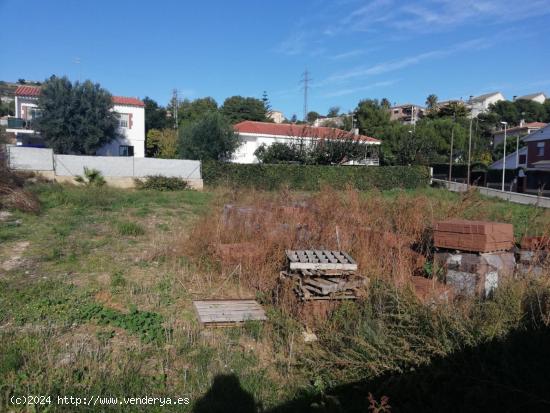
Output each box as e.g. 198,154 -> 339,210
432,178 -> 550,209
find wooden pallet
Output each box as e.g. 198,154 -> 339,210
193,300 -> 267,327
286,250 -> 357,271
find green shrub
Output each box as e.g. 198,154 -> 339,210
202,161 -> 430,190
74,167 -> 106,187
135,175 -> 190,191
117,220 -> 145,236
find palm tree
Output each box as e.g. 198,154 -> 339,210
426,94 -> 438,110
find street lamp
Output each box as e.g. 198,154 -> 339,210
500,121 -> 508,191
467,117 -> 473,186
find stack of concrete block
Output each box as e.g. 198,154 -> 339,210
434,251 -> 515,298
517,236 -> 550,277
433,220 -> 516,298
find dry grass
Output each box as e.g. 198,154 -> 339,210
176,186 -> 549,298
0,160 -> 40,213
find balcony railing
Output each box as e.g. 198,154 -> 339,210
7,118 -> 35,130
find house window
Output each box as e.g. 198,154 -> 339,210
519,154 -> 526,164
118,113 -> 130,128
537,142 -> 545,156
119,145 -> 134,157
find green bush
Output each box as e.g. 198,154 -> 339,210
202,161 -> 430,190
117,220 -> 146,236
135,175 -> 190,191
74,167 -> 106,186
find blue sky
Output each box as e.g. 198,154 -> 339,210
1,0 -> 549,119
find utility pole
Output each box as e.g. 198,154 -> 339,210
448,111 -> 456,184
172,89 -> 179,132
300,69 -> 311,122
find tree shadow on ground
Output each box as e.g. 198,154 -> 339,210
267,327 -> 550,413
194,327 -> 550,413
193,374 -> 257,413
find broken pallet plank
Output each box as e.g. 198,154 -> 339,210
193,300 -> 267,325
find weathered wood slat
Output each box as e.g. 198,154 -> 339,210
324,251 -> 339,263
314,250 -> 328,263
289,262 -> 358,270
193,300 -> 267,325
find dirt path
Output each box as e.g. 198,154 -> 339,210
1,241 -> 30,272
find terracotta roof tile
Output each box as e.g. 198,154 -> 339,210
234,121 -> 381,143
15,86 -> 144,107
15,85 -> 41,96
111,96 -> 145,107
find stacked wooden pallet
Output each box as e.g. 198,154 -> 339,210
281,250 -> 366,301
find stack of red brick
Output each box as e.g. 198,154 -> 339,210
434,220 -> 514,253
432,219 -> 516,298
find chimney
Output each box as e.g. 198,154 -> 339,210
353,128 -> 359,136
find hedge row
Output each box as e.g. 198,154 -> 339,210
431,163 -> 488,179
202,161 -> 430,190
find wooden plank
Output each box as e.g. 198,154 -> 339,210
286,250 -> 298,262
193,300 -> 267,325
289,262 -> 358,271
324,251 -> 339,264
314,250 -> 328,263
305,278 -> 340,295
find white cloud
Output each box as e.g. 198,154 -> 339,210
321,37 -> 492,85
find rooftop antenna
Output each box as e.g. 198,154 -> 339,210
300,69 -> 311,122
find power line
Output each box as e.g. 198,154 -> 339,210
300,69 -> 311,122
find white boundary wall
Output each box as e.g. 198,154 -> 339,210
5,146 -> 202,189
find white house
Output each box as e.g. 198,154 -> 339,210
516,92 -> 547,104
7,85 -> 145,157
468,92 -> 505,117
492,121 -> 547,147
95,96 -> 145,157
232,121 -> 381,165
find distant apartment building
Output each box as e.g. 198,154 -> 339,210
389,104 -> 424,125
516,92 -> 547,104
492,121 -> 547,147
268,110 -> 285,124
6,85 -> 145,157
467,92 -> 505,117
313,116 -> 346,128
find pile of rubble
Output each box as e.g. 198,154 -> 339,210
518,236 -> 550,276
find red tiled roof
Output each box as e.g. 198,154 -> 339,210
15,85 -> 41,96
234,121 -> 381,143
15,85 -> 144,107
523,122 -> 547,128
112,96 -> 145,107
493,122 -> 547,134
